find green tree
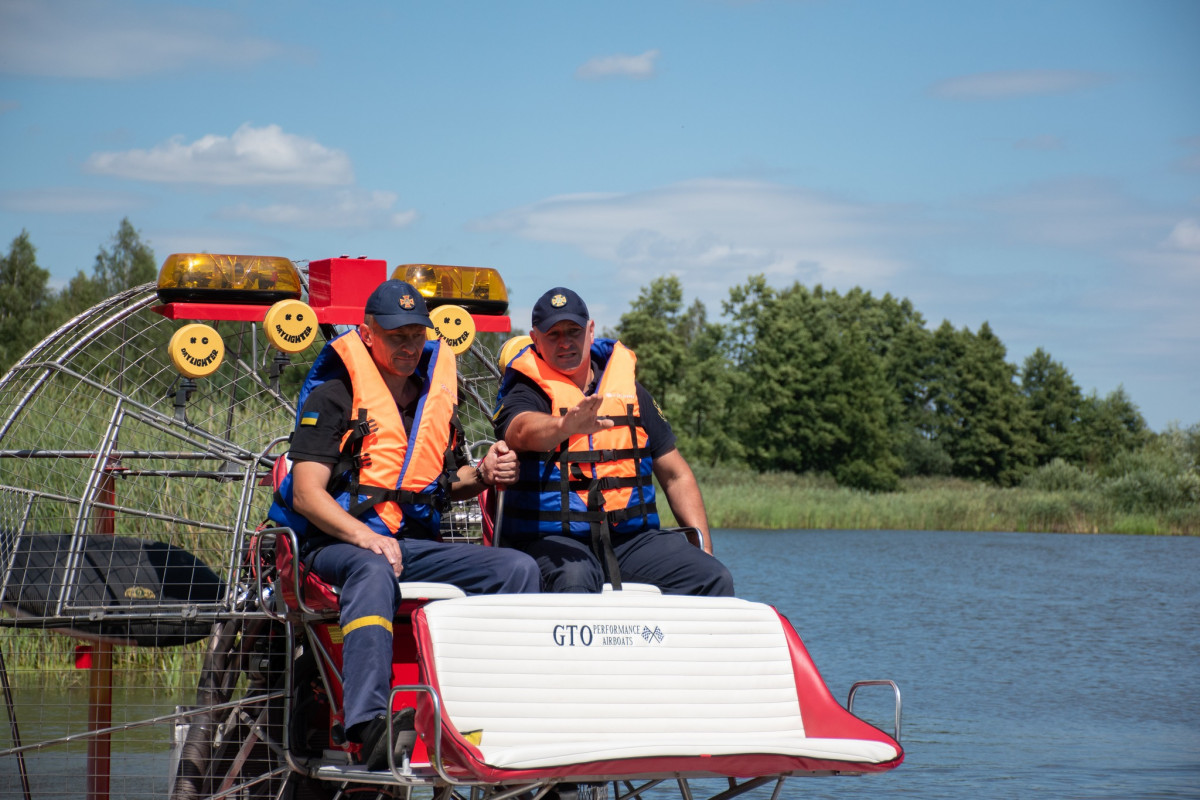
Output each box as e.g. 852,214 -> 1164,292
46,218 -> 157,323
824,287 -> 933,479
93,217 -> 157,295
0,230 -> 54,373
927,321 -> 1036,485
616,277 -> 745,466
1020,347 -> 1084,465
616,275 -> 688,405
53,269 -> 107,320
1070,386 -> 1150,468
722,277 -> 900,490
670,299 -> 746,466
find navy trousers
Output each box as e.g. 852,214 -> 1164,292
511,529 -> 735,597
310,537 -> 540,733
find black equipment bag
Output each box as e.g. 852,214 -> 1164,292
2,533 -> 224,647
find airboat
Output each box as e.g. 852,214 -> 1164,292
0,255 -> 903,799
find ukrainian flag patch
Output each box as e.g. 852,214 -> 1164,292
300,412 -> 319,426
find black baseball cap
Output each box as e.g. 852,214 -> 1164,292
531,287 -> 589,333
364,280 -> 433,329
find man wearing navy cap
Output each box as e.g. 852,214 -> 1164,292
492,286 -> 734,596
270,279 -> 540,771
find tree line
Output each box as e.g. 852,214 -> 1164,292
5,223 -> 1195,503
612,275 -> 1196,494
0,219 -> 157,375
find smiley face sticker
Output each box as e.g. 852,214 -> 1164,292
426,303 -> 476,355
168,323 -> 226,378
264,299 -> 318,353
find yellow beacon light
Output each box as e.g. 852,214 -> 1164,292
393,264 -> 509,316
156,253 -> 302,305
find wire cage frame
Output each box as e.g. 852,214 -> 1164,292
0,268 -> 505,800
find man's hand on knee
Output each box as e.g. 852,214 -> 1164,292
360,532 -> 403,577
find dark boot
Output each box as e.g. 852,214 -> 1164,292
358,707 -> 417,771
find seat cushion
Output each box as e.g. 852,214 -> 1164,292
414,593 -> 902,778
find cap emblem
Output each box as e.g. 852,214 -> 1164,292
399,294 -> 415,310
551,293 -> 567,308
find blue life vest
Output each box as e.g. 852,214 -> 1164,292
495,338 -> 657,540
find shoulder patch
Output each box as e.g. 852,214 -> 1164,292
300,411 -> 320,426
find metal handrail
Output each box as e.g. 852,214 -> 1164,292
847,679 -> 902,742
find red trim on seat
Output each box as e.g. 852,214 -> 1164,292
275,529 -> 340,613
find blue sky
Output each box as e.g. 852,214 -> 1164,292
2,0 -> 1197,430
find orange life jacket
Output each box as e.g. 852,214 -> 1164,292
268,331 -> 457,542
498,338 -> 658,539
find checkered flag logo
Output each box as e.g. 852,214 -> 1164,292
641,625 -> 664,643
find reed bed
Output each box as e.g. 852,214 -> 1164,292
674,467 -> 1200,535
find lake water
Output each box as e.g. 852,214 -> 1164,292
3,530 -> 1198,799
714,529 -> 1200,799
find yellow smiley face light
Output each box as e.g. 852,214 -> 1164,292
168,324 -> 226,378
427,304 -> 476,354
263,299 -> 318,353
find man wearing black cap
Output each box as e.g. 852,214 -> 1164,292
269,279 -> 540,771
492,286 -> 734,597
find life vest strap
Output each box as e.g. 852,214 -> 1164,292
345,480 -> 451,520
594,475 -> 649,491
510,477 -> 593,493
518,447 -> 644,465
504,506 -> 607,524
502,495 -> 656,529
588,481 -> 623,591
606,500 -> 658,526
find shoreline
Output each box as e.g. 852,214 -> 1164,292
674,472 -> 1199,536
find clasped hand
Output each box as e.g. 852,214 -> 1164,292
479,440 -> 519,487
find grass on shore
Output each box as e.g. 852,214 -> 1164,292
670,467 -> 1200,535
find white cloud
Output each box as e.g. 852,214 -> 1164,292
576,49 -> 660,80
1164,219 -> 1200,251
217,189 -> 417,230
0,186 -> 143,214
931,70 -> 1113,99
476,178 -> 910,292
0,0 -> 286,79
85,124 -> 354,187
967,178 -> 1199,331
975,176 -> 1162,249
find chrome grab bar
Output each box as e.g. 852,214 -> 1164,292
847,679 -> 902,742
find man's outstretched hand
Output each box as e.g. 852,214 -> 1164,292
560,395 -> 615,438
504,395 -> 615,454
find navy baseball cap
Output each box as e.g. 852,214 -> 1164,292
364,280 -> 433,329
531,287 -> 589,333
